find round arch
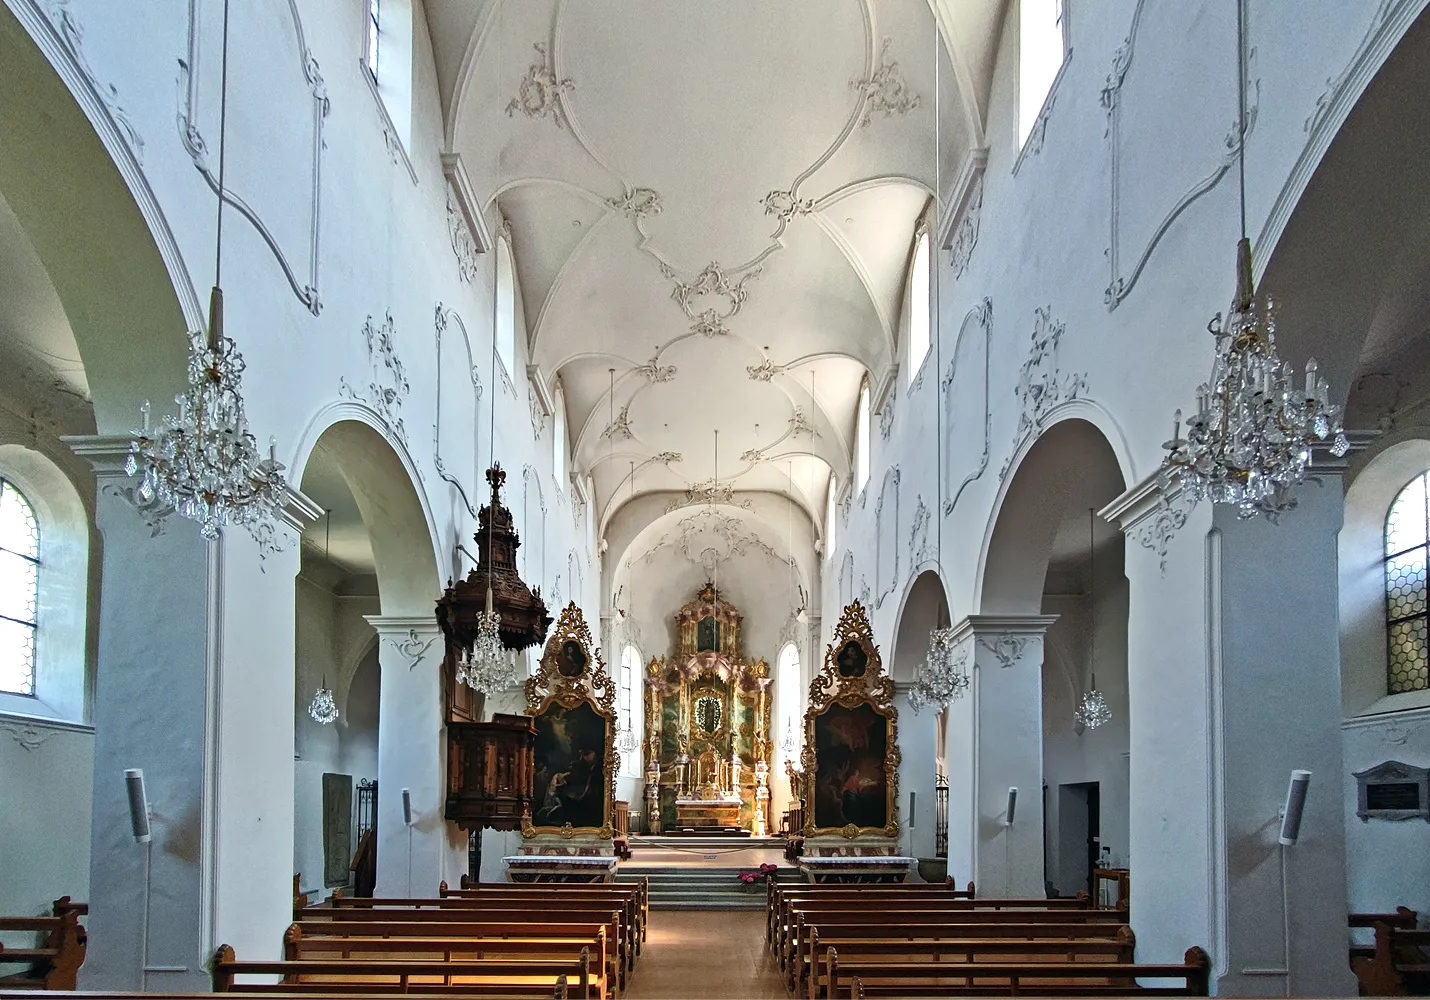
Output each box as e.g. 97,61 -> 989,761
891,568 -> 953,684
290,404 -> 444,615
0,6 -> 194,433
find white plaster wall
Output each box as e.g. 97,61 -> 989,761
0,719 -> 91,920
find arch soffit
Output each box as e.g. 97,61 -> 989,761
0,5 -> 198,432
972,404 -> 1135,615
289,401 -> 444,616
889,565 -> 953,677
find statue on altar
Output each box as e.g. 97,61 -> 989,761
642,582 -> 772,834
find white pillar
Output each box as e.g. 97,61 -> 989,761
1105,472 -> 1356,995
67,436 -> 316,986
894,682 -> 937,864
948,615 -> 1055,898
365,616 -> 466,897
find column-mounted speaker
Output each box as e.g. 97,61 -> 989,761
1279,770 -> 1311,846
1005,787 -> 1018,827
909,791 -> 916,827
125,768 -> 151,844
402,788 -> 413,826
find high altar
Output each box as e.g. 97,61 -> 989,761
643,583 -> 772,834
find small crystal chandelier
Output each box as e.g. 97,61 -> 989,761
306,513 -> 339,724
126,0 -> 285,540
1161,0 -> 1347,521
780,718 -> 797,755
1073,510 -> 1111,731
910,624 -> 969,713
308,678 -> 338,725
459,584 -> 515,693
616,720 -> 638,755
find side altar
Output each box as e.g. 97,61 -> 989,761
798,600 -> 912,882
505,602 -> 619,882
643,583 -> 772,835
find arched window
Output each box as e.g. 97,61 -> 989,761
619,645 -> 641,776
495,235 -> 517,380
855,381 -> 871,494
824,472 -> 838,559
1386,471 -> 1430,694
907,229 -> 931,386
777,643 -> 801,767
0,479 -> 39,697
1018,0 -> 1068,148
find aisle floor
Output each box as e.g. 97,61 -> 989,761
622,907 -> 787,999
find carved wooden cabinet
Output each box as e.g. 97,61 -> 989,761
445,713 -> 536,831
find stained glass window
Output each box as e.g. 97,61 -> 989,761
0,480 -> 39,696
1386,472 -> 1430,694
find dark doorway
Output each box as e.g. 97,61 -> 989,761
1056,781 -> 1101,897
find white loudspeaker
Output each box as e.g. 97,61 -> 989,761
1279,770 -> 1312,846
1005,787 -> 1018,827
125,768 -> 151,844
402,788 -> 413,826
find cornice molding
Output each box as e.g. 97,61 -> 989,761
950,615 -> 1058,643
441,152 -> 493,253
938,148 -> 988,250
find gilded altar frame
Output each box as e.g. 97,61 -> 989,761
522,602 -> 616,840
802,599 -> 900,839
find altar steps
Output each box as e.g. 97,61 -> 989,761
615,865 -> 787,910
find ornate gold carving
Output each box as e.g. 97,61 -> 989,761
524,602 -> 616,840
802,599 -> 901,840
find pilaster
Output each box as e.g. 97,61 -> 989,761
948,614 -> 1056,898
364,615 -> 466,895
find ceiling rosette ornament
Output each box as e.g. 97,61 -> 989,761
664,479 -> 753,513
672,263 -> 759,339
851,38 -> 921,128
746,359 -> 786,382
634,356 -> 677,383
761,188 -> 815,222
506,42 -> 574,128
606,187 -> 662,219
601,404 -> 634,440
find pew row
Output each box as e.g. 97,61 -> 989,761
212,944 -> 594,998
838,946 -> 1213,998
0,906 -> 87,990
284,922 -> 614,998
300,900 -> 633,988
443,879 -> 648,947
1350,923 -> 1430,996
807,926 -> 1138,1000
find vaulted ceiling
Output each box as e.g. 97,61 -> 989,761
426,0 -> 1007,548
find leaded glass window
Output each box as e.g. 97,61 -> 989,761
0,480 -> 39,696
364,0 -> 380,83
1386,472 -> 1430,694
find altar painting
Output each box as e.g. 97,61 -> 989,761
812,702 -> 890,830
531,700 -> 608,831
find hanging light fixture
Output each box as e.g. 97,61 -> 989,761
1160,0 -> 1347,520
126,0 -> 286,540
1074,509 -> 1112,731
911,24 -> 967,714
307,509 -> 340,725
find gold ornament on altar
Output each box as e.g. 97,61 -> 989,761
803,600 -> 900,840
521,602 -> 615,840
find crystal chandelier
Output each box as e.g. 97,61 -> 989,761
1073,510 -> 1111,731
308,679 -> 338,725
780,718 -> 797,755
910,625 -> 969,713
306,515 -> 339,724
460,599 -> 513,693
616,720 -> 638,755
1161,0 -> 1347,521
126,0 -> 285,540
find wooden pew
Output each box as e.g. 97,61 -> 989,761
807,925 -> 1137,999
787,908 -> 1123,989
213,943 -> 594,998
1351,922 -> 1430,996
0,906 -> 87,990
299,903 -> 629,990
778,895 -> 1099,978
447,877 -> 649,949
1349,907 -> 1418,977
285,922 -> 613,998
836,945 -> 1212,998
767,879 -> 975,948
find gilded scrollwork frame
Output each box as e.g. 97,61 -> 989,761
521,601 -> 616,840
802,599 -> 900,839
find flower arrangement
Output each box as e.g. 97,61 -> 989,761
737,863 -> 779,887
